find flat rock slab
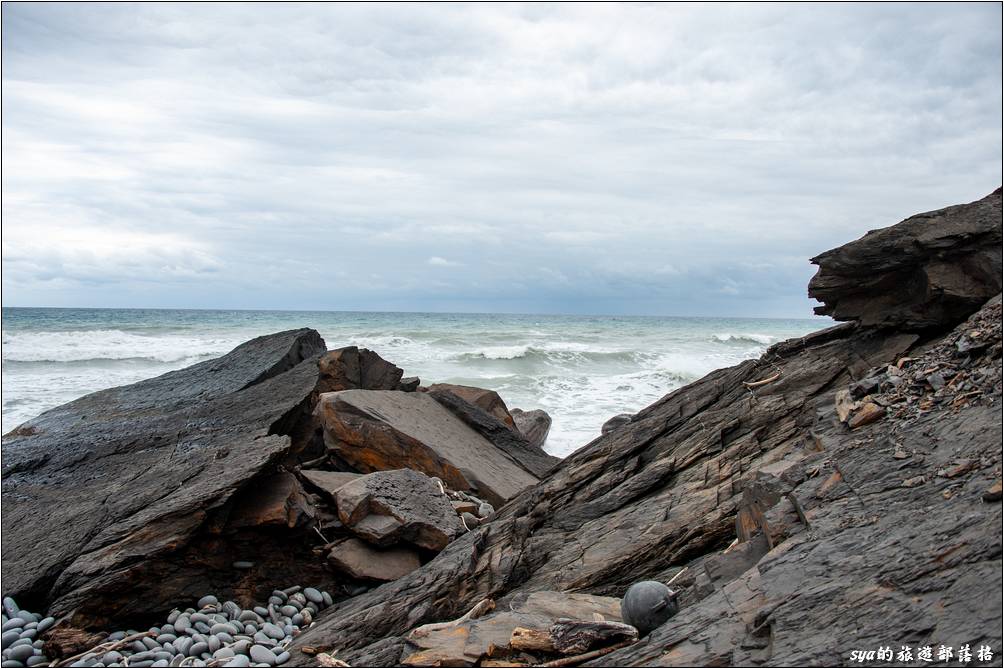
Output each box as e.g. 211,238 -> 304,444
425,384 -> 516,429
300,470 -> 361,500
336,469 -> 463,551
316,390 -> 541,506
327,538 -> 422,582
1,329 -> 327,623
401,591 -> 623,667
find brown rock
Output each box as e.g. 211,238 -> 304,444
327,538 -> 421,581
228,471 -> 316,529
315,390 -> 541,506
451,500 -> 479,515
426,384 -> 516,429
300,470 -> 361,500
983,480 -> 1003,502
847,402 -> 885,429
336,469 -> 464,551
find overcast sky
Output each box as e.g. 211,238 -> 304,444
2,3 -> 1001,317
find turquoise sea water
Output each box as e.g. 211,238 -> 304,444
1,308 -> 827,456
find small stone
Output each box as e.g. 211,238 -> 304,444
1,600 -> 18,621
232,561 -> 255,570
303,588 -> 323,605
847,402 -> 885,429
7,645 -> 34,662
249,645 -> 277,666
2,619 -> 25,633
281,586 -> 301,596
321,592 -> 333,607
902,475 -> 926,488
274,651 -> 290,665
189,642 -> 209,657
1,631 -> 19,649
926,372 -> 946,390
278,606 -> 297,618
892,449 -> 909,459
261,623 -> 284,641
222,656 -> 251,668
983,480 -> 1003,502
252,607 -> 268,618
461,512 -> 480,528
269,591 -> 287,604
197,596 -> 219,610
34,618 -> 53,635
26,658 -> 47,668
207,636 -> 221,652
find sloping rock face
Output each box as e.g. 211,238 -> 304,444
510,408 -> 552,450
425,384 -> 516,429
809,187 -> 1002,330
1,329 -> 328,627
317,345 -> 404,393
315,390 -> 542,507
286,191 -> 1003,667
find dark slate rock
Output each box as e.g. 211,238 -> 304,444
1,329 -> 327,624
809,188 -> 1002,330
510,408 -> 552,449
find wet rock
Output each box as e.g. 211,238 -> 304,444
316,390 -> 542,506
601,413 -> 633,435
510,408 -> 552,448
335,469 -> 463,551
327,538 -> 422,582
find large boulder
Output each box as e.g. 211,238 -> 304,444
317,346 -> 404,392
425,384 -> 516,428
336,469 -> 464,552
315,390 -> 542,506
511,408 -> 552,449
809,187 -> 1002,330
327,538 -> 422,582
1,329 -> 328,628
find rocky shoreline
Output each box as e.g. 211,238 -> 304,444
2,189 -> 1002,667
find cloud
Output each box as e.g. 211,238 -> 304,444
1,3 -> 1000,315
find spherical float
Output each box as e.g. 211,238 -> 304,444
621,580 -> 679,635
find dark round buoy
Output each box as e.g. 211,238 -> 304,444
621,580 -> 679,635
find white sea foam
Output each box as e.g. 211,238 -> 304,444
711,332 -> 776,345
1,329 -> 239,363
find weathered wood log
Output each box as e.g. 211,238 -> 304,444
406,598 -> 495,640
509,626 -> 556,653
537,640 -> 636,667
548,619 -> 638,655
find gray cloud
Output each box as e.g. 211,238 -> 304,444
2,2 -> 1001,316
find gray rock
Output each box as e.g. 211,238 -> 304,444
335,468 -> 465,551
274,651 -> 290,665
1,600 -> 17,620
1,620 -> 24,633
510,407 -> 552,449
188,642 -> 208,657
461,512 -> 480,529
261,624 -> 284,641
249,645 -> 276,666
222,655 -> 251,667
278,606 -> 297,618
6,645 -> 34,662
2,633 -> 20,650
601,413 -> 633,434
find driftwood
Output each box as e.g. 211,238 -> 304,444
316,652 -> 352,667
53,631 -> 154,667
537,640 -> 636,667
742,371 -> 781,388
406,598 -> 495,639
548,619 -> 638,655
509,627 -> 556,653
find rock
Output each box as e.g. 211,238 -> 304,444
621,581 -> 679,635
451,500 -> 478,515
327,538 -> 422,581
397,377 -> 421,392
249,644 -> 277,666
601,413 -> 633,435
476,502 -> 494,518
227,471 -> 315,529
809,188 -> 1002,330
834,389 -> 857,423
1,329 -> 328,626
398,591 -> 622,667
926,372 -> 946,390
425,389 -> 559,479
425,384 -> 516,429
335,469 -> 464,551
849,375 -> 882,399
298,470 -> 361,501
197,595 -> 218,609
983,480 -> 1003,502
315,390 -> 543,506
317,346 -> 404,393
461,512 -> 480,529
847,402 -> 886,429
303,588 -> 323,605
510,408 -> 552,448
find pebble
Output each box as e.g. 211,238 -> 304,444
197,596 -> 219,609
261,623 -> 284,641
7,646 -> 34,662
249,645 -> 277,666
1,600 -> 17,621
223,656 -> 251,668
478,502 -> 495,517
278,605 -> 298,617
303,588 -> 323,605
1,619 -> 25,633
232,561 -> 255,570
252,607 -> 269,618
1,631 -> 20,650
274,651 -> 290,664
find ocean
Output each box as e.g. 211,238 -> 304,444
0,308 -> 827,456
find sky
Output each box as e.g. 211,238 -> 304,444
1,3 -> 1001,318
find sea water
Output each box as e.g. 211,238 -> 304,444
0,308 -> 827,456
